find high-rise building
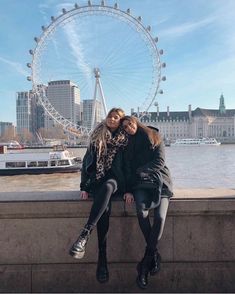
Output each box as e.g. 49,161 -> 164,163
16,91 -> 33,135
0,122 -> 14,137
45,80 -> 81,129
82,99 -> 102,129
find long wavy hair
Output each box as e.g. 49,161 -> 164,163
89,108 -> 126,156
121,115 -> 162,148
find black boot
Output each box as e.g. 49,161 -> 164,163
136,254 -> 153,289
150,250 -> 161,276
96,249 -> 109,283
69,225 -> 92,259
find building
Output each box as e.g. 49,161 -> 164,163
45,80 -> 81,129
16,91 -> 33,135
0,121 -> 14,137
137,95 -> 235,143
82,99 -> 102,129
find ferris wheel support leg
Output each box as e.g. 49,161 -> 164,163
91,82 -> 98,131
97,79 -> 108,116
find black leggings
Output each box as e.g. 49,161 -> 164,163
86,178 -> 117,251
134,188 -> 169,254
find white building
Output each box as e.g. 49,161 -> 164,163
45,80 -> 81,129
138,95 -> 235,143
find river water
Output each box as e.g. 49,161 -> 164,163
0,145 -> 235,192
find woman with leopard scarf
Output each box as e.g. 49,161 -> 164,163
69,108 -> 128,283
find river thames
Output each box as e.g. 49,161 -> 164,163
0,145 -> 235,192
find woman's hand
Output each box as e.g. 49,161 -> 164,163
123,193 -> 134,204
80,191 -> 89,200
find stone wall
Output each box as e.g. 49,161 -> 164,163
0,191 -> 235,293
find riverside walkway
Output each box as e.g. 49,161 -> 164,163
0,189 -> 234,293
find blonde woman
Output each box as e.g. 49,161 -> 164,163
122,115 -> 173,289
69,108 -> 128,283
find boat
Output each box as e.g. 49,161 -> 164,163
0,140 -> 24,150
0,145 -> 82,175
171,138 -> 221,146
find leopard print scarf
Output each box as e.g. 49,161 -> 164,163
94,127 -> 128,180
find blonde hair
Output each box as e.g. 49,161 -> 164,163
121,115 -> 161,148
89,108 -> 125,155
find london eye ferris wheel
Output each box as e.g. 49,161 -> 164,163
27,1 -> 166,137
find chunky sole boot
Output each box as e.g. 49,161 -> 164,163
136,255 -> 153,289
69,227 -> 91,259
96,252 -> 109,283
150,251 -> 161,276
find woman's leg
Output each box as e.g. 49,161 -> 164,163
96,202 -> 111,283
147,197 -> 169,252
69,179 -> 117,259
134,189 -> 152,243
87,179 -> 117,227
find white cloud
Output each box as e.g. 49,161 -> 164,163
160,16 -> 216,39
0,56 -> 29,77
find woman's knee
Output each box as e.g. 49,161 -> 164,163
137,207 -> 149,219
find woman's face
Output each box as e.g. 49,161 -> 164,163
106,111 -> 122,131
122,119 -> 138,135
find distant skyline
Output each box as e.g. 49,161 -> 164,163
1,0 -> 235,124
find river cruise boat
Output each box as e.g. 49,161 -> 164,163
0,145 -> 82,175
0,140 -> 23,150
172,138 -> 221,146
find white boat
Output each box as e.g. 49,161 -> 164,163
172,138 -> 221,146
0,145 -> 82,175
0,140 -> 24,150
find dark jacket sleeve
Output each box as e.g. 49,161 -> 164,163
80,146 -> 96,192
123,139 -> 134,193
136,141 -> 165,175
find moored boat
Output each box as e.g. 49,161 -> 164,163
0,145 -> 82,175
0,140 -> 24,150
172,138 -> 221,146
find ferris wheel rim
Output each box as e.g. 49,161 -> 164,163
28,2 -> 165,135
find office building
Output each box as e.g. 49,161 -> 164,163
45,80 -> 81,129
82,99 -> 102,129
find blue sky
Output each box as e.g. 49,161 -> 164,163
0,0 -> 235,124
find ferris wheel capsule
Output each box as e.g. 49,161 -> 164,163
27,63 -> 31,68
88,0 -> 92,6
162,76 -> 166,81
127,8 -> 131,14
41,26 -> 46,32
159,90 -> 163,94
62,8 -> 66,14
159,49 -> 164,55
101,0 -> 105,6
51,16 -> 55,21
114,3 -> 118,9
34,37 -> 39,43
137,16 -> 142,22
27,76 -> 32,81
29,49 -> 34,55
147,25 -> 151,31
74,3 -> 79,9
161,62 -> 166,68
154,37 -> 158,42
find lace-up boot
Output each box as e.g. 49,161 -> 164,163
69,225 -> 92,259
136,253 -> 153,289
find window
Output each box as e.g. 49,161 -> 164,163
38,161 -> 48,167
58,160 -> 69,166
6,162 -> 26,168
28,161 -> 37,167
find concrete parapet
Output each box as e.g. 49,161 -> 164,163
0,190 -> 235,293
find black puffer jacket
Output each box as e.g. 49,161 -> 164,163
124,127 -> 173,198
80,145 -> 126,195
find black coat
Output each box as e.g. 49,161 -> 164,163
80,145 -> 126,195
124,127 -> 173,197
